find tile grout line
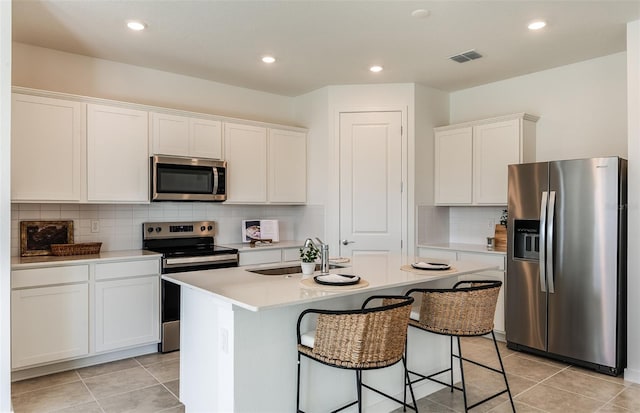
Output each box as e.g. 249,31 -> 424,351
136,358 -> 183,408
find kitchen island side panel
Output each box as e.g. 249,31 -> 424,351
180,280 -> 455,412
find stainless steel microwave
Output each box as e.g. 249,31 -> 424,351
151,156 -> 227,201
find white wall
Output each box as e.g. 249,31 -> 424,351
414,84 -> 450,245
293,87 -> 330,207
12,42 -> 298,126
625,20 -> 640,384
0,2 -> 10,411
450,52 -> 628,162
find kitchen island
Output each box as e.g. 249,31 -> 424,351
163,253 -> 498,412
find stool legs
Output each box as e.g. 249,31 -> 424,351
491,331 -> 515,412
356,370 -> 362,413
407,334 -> 515,413
449,336 -> 454,392
457,337 -> 470,412
296,354 -> 302,413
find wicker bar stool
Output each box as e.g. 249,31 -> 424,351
405,280 -> 514,412
296,295 -> 418,413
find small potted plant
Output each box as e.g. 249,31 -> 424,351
299,243 -> 320,276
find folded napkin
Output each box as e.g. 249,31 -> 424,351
411,261 -> 451,270
314,273 -> 360,284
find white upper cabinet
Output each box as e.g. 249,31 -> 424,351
473,119 -> 521,204
224,123 -> 307,204
224,123 -> 268,203
11,94 -> 84,202
87,104 -> 149,203
11,88 -> 306,204
434,113 -> 538,206
151,112 -> 222,160
434,127 -> 473,204
268,129 -> 307,203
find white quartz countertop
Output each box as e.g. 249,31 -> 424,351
162,253 -> 498,312
418,243 -> 506,255
11,250 -> 162,269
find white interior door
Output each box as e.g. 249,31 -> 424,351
339,111 -> 403,256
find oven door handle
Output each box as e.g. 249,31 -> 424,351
164,255 -> 237,265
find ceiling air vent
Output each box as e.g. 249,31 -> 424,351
449,49 -> 483,63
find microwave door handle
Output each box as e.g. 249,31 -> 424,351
539,191 -> 548,293
212,167 -> 219,195
546,191 -> 556,294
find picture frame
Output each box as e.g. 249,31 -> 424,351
20,220 -> 74,257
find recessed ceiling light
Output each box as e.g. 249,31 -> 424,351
528,20 -> 546,30
411,9 -> 430,19
127,20 -> 147,31
370,65 -> 383,73
262,56 -> 276,64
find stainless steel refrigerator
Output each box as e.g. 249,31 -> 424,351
506,156 -> 627,376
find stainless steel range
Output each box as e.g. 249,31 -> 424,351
143,221 -> 239,353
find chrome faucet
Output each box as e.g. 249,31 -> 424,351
315,237 -> 330,274
302,237 -> 330,274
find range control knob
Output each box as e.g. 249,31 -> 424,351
147,227 -> 154,233
200,226 -> 206,232
207,225 -> 213,231
155,227 -> 162,233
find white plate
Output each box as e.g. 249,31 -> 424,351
411,262 -> 451,271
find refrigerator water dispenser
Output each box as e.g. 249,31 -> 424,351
513,220 -> 540,260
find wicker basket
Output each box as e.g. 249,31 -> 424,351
51,242 -> 102,256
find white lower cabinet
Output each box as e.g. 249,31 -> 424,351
417,247 -> 506,334
11,257 -> 160,370
94,259 -> 160,353
11,266 -> 90,369
94,276 -> 159,353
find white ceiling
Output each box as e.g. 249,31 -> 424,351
11,0 -> 640,97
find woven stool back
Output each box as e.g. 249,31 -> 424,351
413,281 -> 501,336
310,297 -> 412,369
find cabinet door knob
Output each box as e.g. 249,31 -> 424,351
341,239 -> 355,246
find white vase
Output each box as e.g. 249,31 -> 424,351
300,261 -> 316,276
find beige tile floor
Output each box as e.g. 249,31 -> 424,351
11,337 -> 640,412
396,336 -> 640,413
11,351 -> 183,413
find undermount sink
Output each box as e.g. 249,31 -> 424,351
247,263 -> 342,276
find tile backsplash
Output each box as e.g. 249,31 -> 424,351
448,206 -> 506,244
11,203 -> 325,257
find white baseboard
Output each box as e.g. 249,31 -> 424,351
624,366 -> 640,384
11,344 -> 158,382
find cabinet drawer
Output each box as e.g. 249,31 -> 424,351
457,252 -> 505,270
239,250 -> 282,266
12,265 -> 89,289
95,259 -> 160,281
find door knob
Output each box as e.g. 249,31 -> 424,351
342,239 -> 355,246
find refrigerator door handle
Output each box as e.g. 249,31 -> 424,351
547,191 -> 556,293
539,191 -> 548,292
